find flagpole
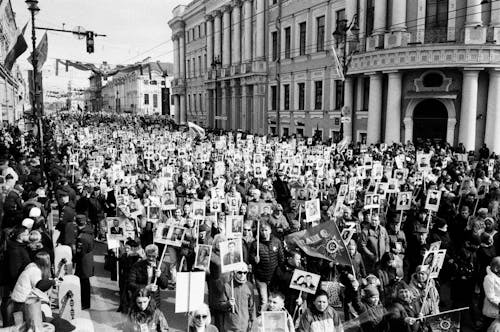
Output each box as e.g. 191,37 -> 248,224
416,307 -> 469,321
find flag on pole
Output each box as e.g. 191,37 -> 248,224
285,220 -> 351,266
331,45 -> 344,81
28,32 -> 48,71
3,22 -> 28,72
422,307 -> 465,332
187,121 -> 205,138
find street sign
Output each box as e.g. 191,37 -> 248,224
341,116 -> 351,123
214,116 -> 227,120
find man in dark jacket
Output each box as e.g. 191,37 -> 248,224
57,199 -> 77,252
75,214 -> 94,309
249,222 -> 284,312
2,183 -> 24,229
128,244 -> 169,309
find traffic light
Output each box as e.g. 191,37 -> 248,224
86,31 -> 94,53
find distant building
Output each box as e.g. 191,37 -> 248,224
0,0 -> 28,126
171,0 -> 500,153
99,62 -> 175,116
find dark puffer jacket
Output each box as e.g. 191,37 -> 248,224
249,235 -> 284,282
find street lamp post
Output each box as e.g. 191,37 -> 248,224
26,0 -> 45,186
333,14 -> 359,142
211,56 -> 221,131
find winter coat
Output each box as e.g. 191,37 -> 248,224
5,239 -> 31,289
11,263 -> 53,303
359,225 -> 390,272
125,308 -> 169,332
408,273 -> 439,315
75,225 -> 94,279
297,306 -> 343,332
273,262 -> 304,314
483,266 -> 500,318
128,259 -> 168,308
213,280 -> 254,332
2,190 -> 23,228
249,236 -> 284,282
350,289 -> 385,332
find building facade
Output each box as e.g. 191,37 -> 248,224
0,0 -> 28,126
99,62 -> 175,116
171,0 -> 500,152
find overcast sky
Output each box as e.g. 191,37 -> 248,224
11,0 -> 191,70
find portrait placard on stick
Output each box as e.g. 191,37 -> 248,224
220,238 -> 244,273
262,311 -> 288,332
396,191 -> 412,211
289,269 -> 321,295
305,199 -> 321,223
425,190 -> 441,212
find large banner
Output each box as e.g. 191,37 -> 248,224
285,221 -> 351,266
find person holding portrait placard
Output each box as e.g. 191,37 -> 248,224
128,244 -> 168,310
250,223 -> 285,312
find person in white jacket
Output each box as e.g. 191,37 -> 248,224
483,257 -> 500,331
6,251 -> 54,326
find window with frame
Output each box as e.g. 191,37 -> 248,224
298,82 -> 305,110
153,94 -> 158,108
425,0 -> 448,43
187,59 -> 190,77
299,22 -> 307,56
335,80 -> 343,109
199,94 -> 203,112
198,56 -> 202,76
335,9 -> 346,48
271,86 -> 278,110
314,81 -> 323,110
144,94 -> 149,105
272,31 -> 278,61
284,27 -> 291,59
284,84 -> 290,110
193,59 -> 196,77
316,16 -> 325,52
366,0 -> 374,36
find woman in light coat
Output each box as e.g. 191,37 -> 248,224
483,257 -> 500,330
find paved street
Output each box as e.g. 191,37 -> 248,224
86,242 -> 188,332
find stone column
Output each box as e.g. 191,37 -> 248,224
391,0 -> 406,31
465,0 -> 486,44
231,1 -> 241,65
385,71 -> 402,144
243,0 -> 252,62
255,0 -> 265,59
241,84 -> 249,131
373,0 -> 387,35
180,95 -> 186,123
231,83 -> 240,129
214,11 -> 222,61
358,0 -> 366,45
222,6 -> 232,67
172,35 -> 179,78
366,73 -> 383,144
221,83 -> 229,129
205,15 -> 214,65
179,34 -> 185,77
343,78 -> 354,142
174,95 -> 180,123
485,70 -> 500,152
466,0 -> 483,25
459,69 -> 480,151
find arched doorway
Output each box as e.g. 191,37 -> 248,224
413,99 -> 448,144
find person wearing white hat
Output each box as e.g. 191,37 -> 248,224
21,218 -> 34,231
28,207 -> 41,219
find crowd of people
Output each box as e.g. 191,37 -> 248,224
2,112 -> 500,332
